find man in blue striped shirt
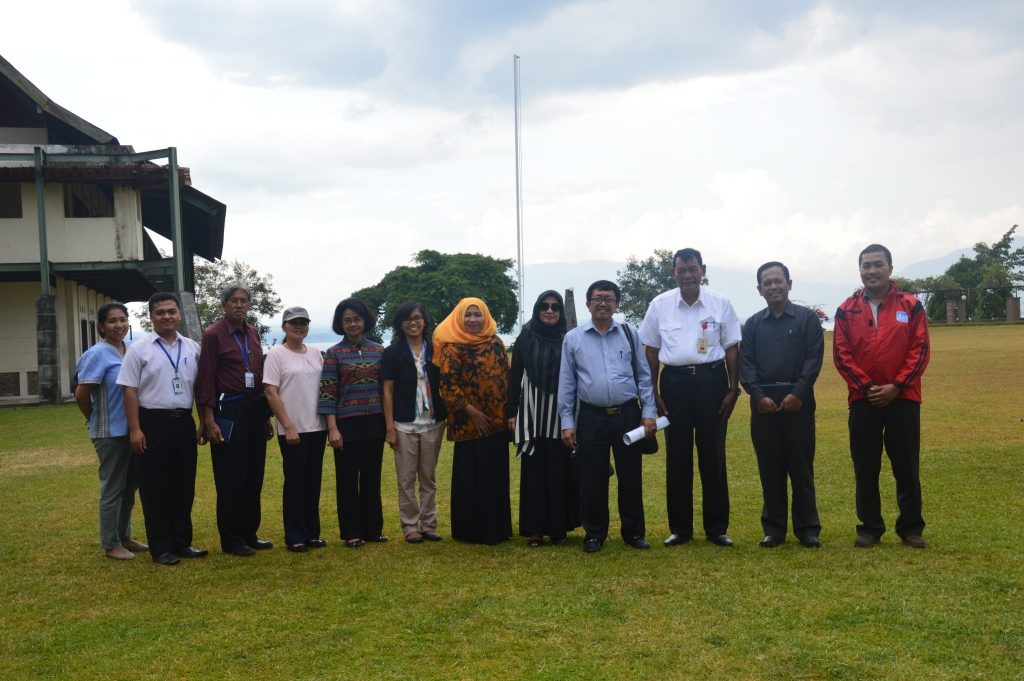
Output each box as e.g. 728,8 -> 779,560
558,280 -> 657,553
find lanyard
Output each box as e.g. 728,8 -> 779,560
232,330 -> 250,370
157,338 -> 182,376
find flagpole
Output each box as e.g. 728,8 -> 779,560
513,54 -> 525,328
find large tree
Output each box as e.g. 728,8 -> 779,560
616,248 -> 710,324
135,257 -> 283,341
352,250 -> 519,337
899,225 -> 1022,321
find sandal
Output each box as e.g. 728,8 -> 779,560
345,538 -> 365,548
528,535 -> 543,548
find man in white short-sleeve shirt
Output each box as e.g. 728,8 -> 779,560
117,292 -> 205,565
638,248 -> 742,548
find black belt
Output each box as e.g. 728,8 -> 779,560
140,408 -> 191,418
663,360 -> 725,375
579,399 -> 637,416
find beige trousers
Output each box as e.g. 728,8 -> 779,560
394,426 -> 443,536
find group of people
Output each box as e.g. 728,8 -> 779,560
76,242 -> 931,564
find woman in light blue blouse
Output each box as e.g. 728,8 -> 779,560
74,302 -> 147,560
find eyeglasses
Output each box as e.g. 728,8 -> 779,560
402,316 -> 425,325
588,296 -> 617,305
538,303 -> 561,312
227,297 -> 251,306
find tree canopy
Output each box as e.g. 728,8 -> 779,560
897,226 -> 1022,321
616,249 -> 709,324
351,250 -> 519,336
135,257 -> 282,341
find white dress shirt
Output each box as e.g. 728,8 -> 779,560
116,331 -> 201,409
638,287 -> 741,366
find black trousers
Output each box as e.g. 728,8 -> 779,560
333,438 -> 384,541
849,399 -> 925,538
280,430 -> 327,546
210,397 -> 268,551
750,401 -> 820,540
661,364 -> 730,538
137,409 -> 198,558
576,401 -> 645,542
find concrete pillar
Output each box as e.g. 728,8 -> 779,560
1007,296 -> 1021,322
178,291 -> 203,342
36,295 -> 60,405
946,301 -> 956,324
564,289 -> 578,330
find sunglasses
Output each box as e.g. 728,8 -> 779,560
539,303 -> 562,312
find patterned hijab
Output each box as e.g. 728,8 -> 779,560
432,297 -> 498,365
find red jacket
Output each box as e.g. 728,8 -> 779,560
833,283 -> 930,404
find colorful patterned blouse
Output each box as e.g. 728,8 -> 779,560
439,337 -> 509,443
318,338 -> 384,419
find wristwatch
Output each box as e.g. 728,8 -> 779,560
731,387 -> 741,397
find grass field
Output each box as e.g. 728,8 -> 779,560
1,324 -> 1022,680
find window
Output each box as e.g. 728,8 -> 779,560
0,183 -> 22,218
63,183 -> 114,218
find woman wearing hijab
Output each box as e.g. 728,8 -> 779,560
318,298 -> 387,547
434,297 -> 512,545
74,302 -> 147,560
506,291 -> 580,547
381,301 -> 447,544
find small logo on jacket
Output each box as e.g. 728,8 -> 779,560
896,311 -> 909,323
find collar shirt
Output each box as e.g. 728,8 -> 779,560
557,319 -> 657,430
638,286 -> 741,366
738,303 -> 824,404
195,317 -> 264,409
116,332 -> 201,410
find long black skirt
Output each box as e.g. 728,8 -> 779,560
519,437 -> 580,540
451,433 -> 512,545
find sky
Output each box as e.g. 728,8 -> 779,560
5,0 -> 1023,329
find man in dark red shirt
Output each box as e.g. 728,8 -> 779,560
196,283 -> 273,556
834,245 -> 930,549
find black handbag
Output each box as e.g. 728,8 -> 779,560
623,323 -> 659,455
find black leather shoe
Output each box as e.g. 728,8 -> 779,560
708,534 -> 734,547
854,533 -> 879,548
287,543 -> 310,553
422,533 -> 442,542
251,539 -> 273,550
364,535 -> 389,543
625,536 -> 651,549
226,545 -> 256,556
306,539 -> 327,549
583,537 -> 603,553
799,536 -> 822,548
759,535 -> 784,548
176,546 -> 209,558
901,534 -> 928,549
153,552 -> 180,566
663,533 -> 692,547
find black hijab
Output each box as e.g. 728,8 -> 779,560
516,290 -> 567,393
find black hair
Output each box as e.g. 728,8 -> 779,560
673,248 -> 704,268
756,261 -> 791,285
148,291 -> 181,312
859,244 -> 893,266
332,298 -> 375,336
96,302 -> 129,338
390,300 -> 432,344
586,280 -> 621,303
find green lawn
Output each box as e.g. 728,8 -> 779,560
1,324 -> 1022,680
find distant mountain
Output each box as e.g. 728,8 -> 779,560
896,237 -> 1023,280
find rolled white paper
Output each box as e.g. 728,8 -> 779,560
623,415 -> 670,445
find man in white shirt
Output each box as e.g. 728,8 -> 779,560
639,248 -> 742,547
117,292 -> 207,565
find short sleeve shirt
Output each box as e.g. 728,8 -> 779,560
76,341 -> 129,438
263,344 -> 326,435
116,332 -> 201,409
638,287 -> 741,365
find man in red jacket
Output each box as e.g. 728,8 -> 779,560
833,244 -> 930,549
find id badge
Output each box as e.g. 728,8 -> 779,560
172,376 -> 184,395
697,336 -> 708,354
244,371 -> 255,388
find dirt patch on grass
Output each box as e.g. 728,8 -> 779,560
0,447 -> 93,477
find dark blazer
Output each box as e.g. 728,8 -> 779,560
379,341 -> 447,424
